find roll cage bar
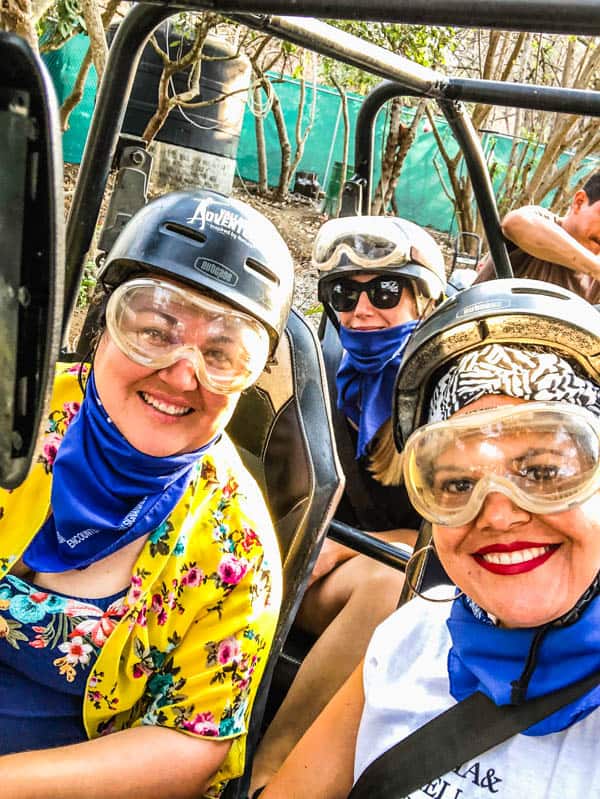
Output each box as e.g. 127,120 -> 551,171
62,2 -> 600,573
96,0 -> 600,35
4,0 -> 600,539
2,5 -> 600,790
66,3 -> 600,343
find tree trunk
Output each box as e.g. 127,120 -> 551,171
1,0 -> 38,52
372,97 -> 403,215
141,15 -> 218,144
427,105 -> 475,233
331,75 -> 349,218
289,70 -> 317,181
254,83 -> 268,196
60,48 -> 93,131
59,0 -> 121,131
80,0 -> 108,81
272,87 -> 292,201
380,98 -> 427,215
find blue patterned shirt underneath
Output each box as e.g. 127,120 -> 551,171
0,574 -> 127,754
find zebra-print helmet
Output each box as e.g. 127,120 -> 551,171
393,278 -> 600,451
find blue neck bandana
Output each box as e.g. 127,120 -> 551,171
24,371 -> 217,573
336,320 -> 418,458
447,593 -> 600,735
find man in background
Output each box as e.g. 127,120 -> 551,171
476,170 -> 600,302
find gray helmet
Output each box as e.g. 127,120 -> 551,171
314,216 -> 446,308
393,278 -> 600,451
100,189 -> 294,355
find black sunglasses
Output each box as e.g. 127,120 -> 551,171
326,276 -> 409,312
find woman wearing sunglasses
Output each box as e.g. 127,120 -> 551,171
0,189 -> 294,799
259,280 -> 600,799
249,216 -> 446,795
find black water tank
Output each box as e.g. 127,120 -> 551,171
114,24 -> 250,156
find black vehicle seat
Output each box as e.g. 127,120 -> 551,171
319,314 -> 400,530
319,314 -> 451,610
222,308 -> 344,798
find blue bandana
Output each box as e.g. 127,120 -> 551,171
336,320 -> 418,458
447,593 -> 600,735
24,371 -> 217,573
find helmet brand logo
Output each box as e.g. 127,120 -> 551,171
188,197 -> 252,246
457,299 -> 507,317
193,257 -> 239,286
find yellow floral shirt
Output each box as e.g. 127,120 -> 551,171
0,364 -> 282,797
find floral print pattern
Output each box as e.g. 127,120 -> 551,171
0,574 -> 126,683
0,364 -> 282,798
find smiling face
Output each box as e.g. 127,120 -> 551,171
338,272 -> 418,331
432,395 -> 600,628
93,285 -> 245,457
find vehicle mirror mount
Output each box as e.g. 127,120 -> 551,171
0,32 -> 64,489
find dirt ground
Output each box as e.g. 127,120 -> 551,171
64,164 -> 456,339
230,181 -> 327,321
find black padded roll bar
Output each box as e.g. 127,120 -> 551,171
329,520 -> 411,572
66,5 -> 600,339
135,1 -> 600,37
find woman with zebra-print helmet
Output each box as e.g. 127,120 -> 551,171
259,278 -> 600,799
249,216 -> 446,797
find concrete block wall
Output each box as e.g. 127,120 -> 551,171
150,141 -> 236,194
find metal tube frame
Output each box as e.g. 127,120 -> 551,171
329,520 -> 410,571
351,83 -> 512,276
353,73 -> 600,278
66,8 -> 446,330
64,3 -> 175,337
66,3 -> 600,333
121,1 -> 600,36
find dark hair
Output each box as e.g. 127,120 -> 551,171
582,171 -> 600,205
75,281 -> 119,395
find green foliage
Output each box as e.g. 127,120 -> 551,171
39,0 -> 85,52
77,260 -> 97,309
303,303 -> 323,317
321,22 -> 456,94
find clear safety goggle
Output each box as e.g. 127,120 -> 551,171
106,277 -> 270,395
312,216 -> 412,272
402,402 -> 600,526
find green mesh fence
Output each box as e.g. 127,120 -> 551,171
237,73 -> 600,233
41,45 -> 600,233
236,75 -> 468,231
42,34 -> 98,165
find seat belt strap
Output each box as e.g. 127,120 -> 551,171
349,669 -> 600,799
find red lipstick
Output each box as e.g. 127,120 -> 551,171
472,542 -> 560,575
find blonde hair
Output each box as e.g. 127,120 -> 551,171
367,418 -> 404,486
366,287 -> 441,485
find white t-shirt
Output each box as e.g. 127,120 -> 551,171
355,590 -> 600,798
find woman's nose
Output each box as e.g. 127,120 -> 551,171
353,289 -> 374,316
474,490 -> 531,530
157,358 -> 199,392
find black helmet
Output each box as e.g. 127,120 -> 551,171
314,216 -> 446,306
100,189 -> 294,354
393,278 -> 600,451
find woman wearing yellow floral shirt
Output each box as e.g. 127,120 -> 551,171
0,189 -> 294,799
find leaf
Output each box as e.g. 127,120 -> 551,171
133,637 -> 146,659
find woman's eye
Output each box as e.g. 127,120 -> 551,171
434,477 -> 476,496
520,465 -> 560,482
204,348 -> 233,369
137,327 -> 175,347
